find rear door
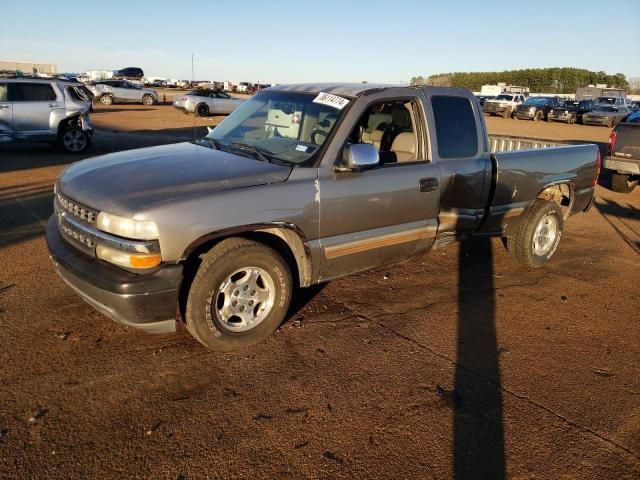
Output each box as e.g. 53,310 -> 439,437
9,82 -> 61,138
0,83 -> 12,140
317,89 -> 441,280
421,87 -> 492,243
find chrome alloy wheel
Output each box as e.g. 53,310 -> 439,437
214,267 -> 276,332
62,129 -> 87,152
532,214 -> 559,256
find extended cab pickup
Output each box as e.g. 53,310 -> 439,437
605,112 -> 640,193
47,84 -> 600,351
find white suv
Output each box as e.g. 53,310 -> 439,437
0,78 -> 93,153
482,94 -> 526,119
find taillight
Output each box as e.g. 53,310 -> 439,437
594,151 -> 601,186
607,131 -> 617,155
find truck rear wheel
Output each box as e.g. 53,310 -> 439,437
506,200 -> 563,268
185,238 -> 292,351
611,173 -> 637,193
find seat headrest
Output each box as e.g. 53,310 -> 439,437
391,108 -> 411,128
391,132 -> 416,154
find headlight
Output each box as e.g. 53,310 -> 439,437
565,110 -> 569,114
96,245 -> 161,269
529,107 -> 536,113
96,212 -> 158,240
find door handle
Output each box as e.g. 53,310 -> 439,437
0,105 -> 9,109
419,177 -> 439,192
49,103 -> 59,108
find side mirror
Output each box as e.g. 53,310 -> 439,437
336,143 -> 379,172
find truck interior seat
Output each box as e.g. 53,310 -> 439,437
391,132 -> 417,162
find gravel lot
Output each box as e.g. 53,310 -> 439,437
1,104 -> 638,479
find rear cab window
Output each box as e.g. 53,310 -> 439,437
431,95 -> 479,158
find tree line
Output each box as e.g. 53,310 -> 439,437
410,68 -> 629,93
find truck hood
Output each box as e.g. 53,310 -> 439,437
58,142 -> 292,216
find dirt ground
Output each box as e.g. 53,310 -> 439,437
0,104 -> 638,479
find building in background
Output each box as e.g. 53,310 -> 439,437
0,60 -> 57,76
576,85 -> 626,100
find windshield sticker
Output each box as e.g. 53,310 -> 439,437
313,92 -> 350,110
295,145 -> 309,152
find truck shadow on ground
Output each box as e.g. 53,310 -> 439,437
454,237 -> 505,480
0,184 -> 52,248
594,197 -> 640,254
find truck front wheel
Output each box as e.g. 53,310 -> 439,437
185,238 -> 292,351
506,200 -> 564,268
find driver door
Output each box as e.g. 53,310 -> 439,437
317,92 -> 441,280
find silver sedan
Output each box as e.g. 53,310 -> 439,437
173,89 -> 245,116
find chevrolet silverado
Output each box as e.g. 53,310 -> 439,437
47,84 -> 600,351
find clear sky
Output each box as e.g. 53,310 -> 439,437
2,0 -> 639,84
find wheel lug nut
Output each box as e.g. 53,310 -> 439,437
234,290 -> 239,296
249,300 -> 254,306
239,306 -> 245,312
232,301 -> 238,307
251,290 -> 256,295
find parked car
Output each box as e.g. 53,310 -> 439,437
594,96 -> 627,107
87,80 -> 158,106
0,78 -> 93,153
514,96 -> 561,121
47,83 -> 600,351
547,100 -> 596,124
582,105 -> 631,127
604,111 -> 640,193
475,95 -> 496,106
173,89 -> 245,116
482,93 -> 526,118
629,101 -> 640,113
113,67 -> 144,79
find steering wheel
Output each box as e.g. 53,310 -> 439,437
310,128 -> 329,145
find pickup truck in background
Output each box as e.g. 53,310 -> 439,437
605,112 -> 640,193
47,84 -> 600,351
482,93 -> 526,118
514,96 -> 561,121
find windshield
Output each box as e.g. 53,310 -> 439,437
524,97 -> 552,105
495,95 -> 514,101
596,97 -> 618,105
595,106 -> 617,113
206,91 -> 349,166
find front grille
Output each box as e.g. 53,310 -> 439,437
56,192 -> 98,224
58,216 -> 97,249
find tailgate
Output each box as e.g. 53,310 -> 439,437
611,122 -> 640,161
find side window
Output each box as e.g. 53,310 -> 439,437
431,95 -> 478,159
8,83 -> 57,102
348,99 -> 421,164
0,84 -> 7,102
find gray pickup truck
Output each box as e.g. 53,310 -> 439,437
47,83 -> 600,351
605,113 -> 640,193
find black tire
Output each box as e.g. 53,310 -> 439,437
99,94 -> 113,106
185,238 -> 292,351
505,200 -> 564,268
58,127 -> 91,154
142,94 -> 154,105
611,173 -> 638,193
195,103 -> 209,117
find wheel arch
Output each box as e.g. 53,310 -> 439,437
180,223 -> 313,288
57,113 -> 83,136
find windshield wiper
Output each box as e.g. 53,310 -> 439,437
194,137 -> 221,150
227,142 -> 291,166
228,142 -> 272,162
